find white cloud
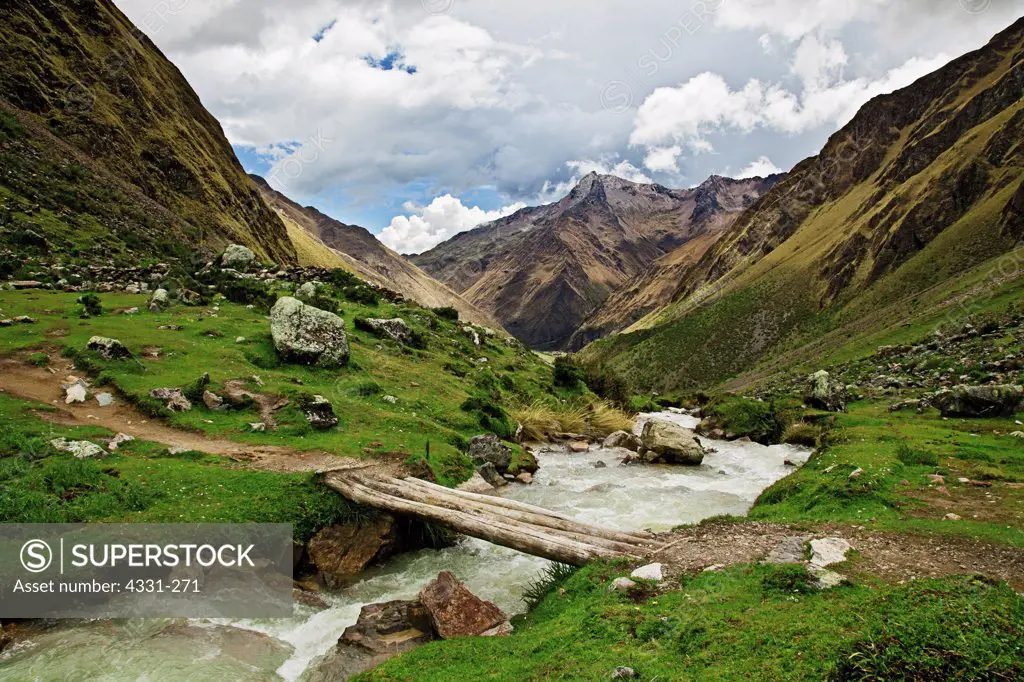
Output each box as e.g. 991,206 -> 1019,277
735,156 -> 783,179
379,195 -> 527,254
643,145 -> 684,173
715,0 -> 890,41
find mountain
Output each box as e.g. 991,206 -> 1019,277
412,173 -> 780,349
582,18 -> 1024,393
253,177 -> 502,328
0,0 -> 295,264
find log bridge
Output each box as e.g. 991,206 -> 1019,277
324,471 -> 661,565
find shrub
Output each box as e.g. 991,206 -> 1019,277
433,306 -> 460,322
761,564 -> 815,595
895,441 -> 939,467
219,278 -> 275,310
782,423 -> 820,447
583,364 -> 631,409
553,356 -> 584,388
461,397 -> 515,439
78,293 -> 102,317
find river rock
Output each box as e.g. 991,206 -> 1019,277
638,420 -> 705,465
299,395 -> 338,430
457,471 -> 495,494
933,385 -> 1024,418
567,441 -> 590,453
270,297 -> 350,368
804,370 -> 847,412
87,336 -> 132,360
468,435 -> 513,474
307,516 -> 402,589
50,438 -> 105,459
361,318 -> 414,345
221,244 -> 257,271
148,288 -> 171,312
603,430 -> 641,452
477,462 -> 507,488
419,571 -> 510,640
515,472 -> 534,484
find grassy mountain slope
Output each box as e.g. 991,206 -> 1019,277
413,173 -> 778,349
582,18 -> 1024,393
253,177 -> 503,329
0,0 -> 295,264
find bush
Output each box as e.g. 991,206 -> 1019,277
583,364 -> 631,409
219,278 -> 275,310
760,564 -> 814,595
78,293 -> 102,317
896,441 -> 939,467
327,268 -> 380,306
461,397 -> 515,439
704,397 -> 796,445
782,423 -> 820,447
553,356 -> 584,388
433,306 -> 460,322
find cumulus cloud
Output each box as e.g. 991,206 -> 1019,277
735,156 -> 783,179
379,195 -> 527,254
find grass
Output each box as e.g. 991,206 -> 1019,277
361,564 -> 1022,681
511,399 -> 634,442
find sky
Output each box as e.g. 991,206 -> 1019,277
112,0 -> 1023,254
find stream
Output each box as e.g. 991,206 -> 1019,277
0,412 -> 811,681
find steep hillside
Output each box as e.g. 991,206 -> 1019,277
253,177 -> 502,329
413,173 -> 779,349
582,18 -> 1024,393
0,0 -> 295,264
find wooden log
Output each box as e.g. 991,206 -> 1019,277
355,475 -> 646,555
399,476 -> 656,543
325,473 -> 628,565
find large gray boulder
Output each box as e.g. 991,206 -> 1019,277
221,244 -> 257,271
933,385 -> 1024,418
148,288 -> 171,313
270,297 -> 350,368
362,318 -> 413,345
805,370 -> 848,412
637,420 -> 705,465
467,435 -> 513,474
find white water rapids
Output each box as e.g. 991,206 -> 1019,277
0,413 -> 810,681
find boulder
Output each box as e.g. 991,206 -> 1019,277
221,244 -> 257,271
630,563 -> 663,581
150,388 -> 192,413
567,441 -> 590,453
299,395 -> 338,430
307,516 -> 402,589
295,282 -> 319,300
64,380 -> 89,404
468,435 -> 513,474
50,438 -> 105,459
270,297 -> 350,368
608,577 -> 637,592
515,472 -> 534,484
148,288 -> 171,313
362,318 -> 414,345
602,430 -> 641,452
202,391 -> 225,410
477,462 -> 507,488
456,471 -> 495,495
418,571 -> 510,639
933,385 -> 1024,418
108,433 -> 135,452
638,420 -> 705,465
87,336 -> 132,360
809,538 -> 852,568
804,370 -> 847,412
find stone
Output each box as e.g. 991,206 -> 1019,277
477,462 -> 507,488
167,393 -> 193,413
341,599 -> 436,654
807,564 -> 845,590
95,392 -> 114,407
270,297 -> 350,368
108,433 -> 135,451
308,517 -> 402,589
50,438 -> 105,459
65,382 -> 88,404
362,318 -> 414,345
764,536 -> 811,564
593,460 -> 607,469
122,308 -> 139,315
638,420 -> 705,465
419,571 -> 509,640
944,513 -> 962,521
630,563 -> 664,581
221,244 -> 257,271
13,316 -> 36,324
567,441 -> 590,453
928,474 -> 945,484
809,538 -> 852,567
515,472 -> 534,484
933,385 -> 1024,418
299,395 -> 338,430
608,577 -> 637,592
804,370 -> 848,412
468,435 -> 513,474
148,288 -> 171,313
612,666 -> 639,679
602,430 -> 642,452
849,468 -> 863,479
202,391 -> 224,410
382,395 -> 398,404
295,282 -> 319,300
456,471 -> 495,494
87,336 -> 132,360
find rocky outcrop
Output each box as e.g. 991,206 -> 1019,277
148,288 -> 171,313
50,438 -> 105,459
933,385 -> 1024,418
805,371 -> 848,412
468,435 -> 513,474
87,336 -> 131,361
603,430 -> 642,452
150,387 -> 192,413
418,571 -> 511,639
359,318 -> 413,345
307,516 -> 403,589
221,244 -> 257,271
270,297 -> 350,368
298,394 -> 338,430
635,420 -> 705,465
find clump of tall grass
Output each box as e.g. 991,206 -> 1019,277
511,399 -> 634,442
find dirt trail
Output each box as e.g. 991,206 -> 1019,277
652,521 -> 1024,590
0,353 -> 366,475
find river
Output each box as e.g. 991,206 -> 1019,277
0,412 -> 811,681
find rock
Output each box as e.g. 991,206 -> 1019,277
603,430 -> 642,452
477,462 -> 507,488
567,441 -> 590,453
593,460 -> 607,469
630,563 -> 663,581
419,571 -> 510,639
764,536 -> 812,564
13,315 -> 36,324
87,336 -> 132,360
944,513 -> 962,521
221,244 -> 257,271
849,468 -> 863,479
468,435 -> 513,474
515,472 -> 534,484
308,517 -> 403,589
50,438 -> 105,459
362,318 -> 414,345
809,538 -> 852,567
270,297 -> 350,368
805,370 -> 848,412
108,433 -> 135,452
249,423 -> 267,433
703,564 -> 726,572
295,282 -> 319,300
928,474 -> 945,484
637,420 -> 705,465
65,382 -> 88,404
202,391 -> 224,410
608,577 -> 637,592
456,471 -> 495,494
807,564 -> 845,590
292,588 -> 330,611
1011,431 -> 1024,438
933,385 -> 1024,418
299,395 -> 338,430
167,393 -> 193,412
94,392 -> 114,407
382,395 -> 398,405
612,666 -> 639,679
148,288 -> 171,312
